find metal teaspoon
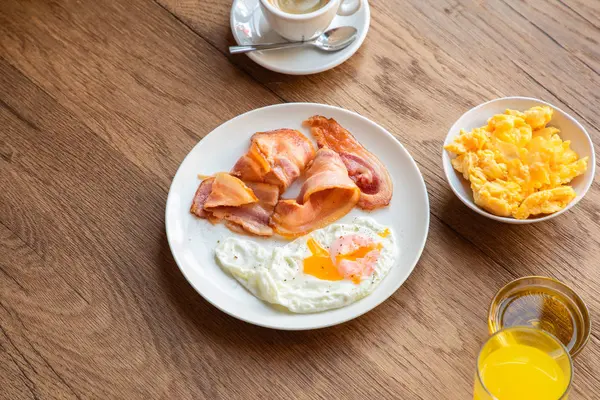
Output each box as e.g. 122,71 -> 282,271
229,26 -> 358,54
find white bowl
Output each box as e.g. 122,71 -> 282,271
442,97 -> 595,224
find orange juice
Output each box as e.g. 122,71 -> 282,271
476,344 -> 567,399
474,327 -> 572,400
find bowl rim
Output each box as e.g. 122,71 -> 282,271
442,96 -> 596,224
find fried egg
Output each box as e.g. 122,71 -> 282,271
445,106 -> 588,219
215,217 -> 397,313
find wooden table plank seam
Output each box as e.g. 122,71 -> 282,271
151,0 -> 289,104
510,59 -> 600,135
1,211 -> 92,307
8,306 -> 83,400
1,67 -> 170,398
0,52 -> 181,205
437,2 -> 600,139
560,1 -> 600,30
432,216 -> 520,281
499,0 -> 600,77
0,323 -> 40,400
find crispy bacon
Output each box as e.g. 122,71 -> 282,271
190,178 -> 214,219
270,149 -> 360,238
190,172 -> 279,236
209,182 -> 279,236
190,172 -> 258,220
203,172 -> 258,209
231,129 -> 316,192
304,116 -> 393,210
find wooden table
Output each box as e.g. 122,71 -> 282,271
1,0 -> 599,398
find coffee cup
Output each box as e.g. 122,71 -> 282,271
259,0 -> 362,42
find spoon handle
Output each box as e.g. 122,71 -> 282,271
229,40 -> 310,54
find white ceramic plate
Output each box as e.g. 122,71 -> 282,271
166,103 -> 429,330
230,0 -> 370,75
442,97 -> 595,224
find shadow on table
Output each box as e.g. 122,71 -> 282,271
436,194 -> 563,275
439,194 -> 553,239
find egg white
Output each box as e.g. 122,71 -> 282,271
215,217 -> 398,313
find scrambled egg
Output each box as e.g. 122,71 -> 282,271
445,106 -> 588,219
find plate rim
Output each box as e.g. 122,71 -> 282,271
229,0 -> 371,75
165,102 -> 430,330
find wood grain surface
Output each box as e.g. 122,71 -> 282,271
1,0 -> 599,398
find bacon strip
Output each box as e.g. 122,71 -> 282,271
190,178 -> 214,219
270,149 -> 360,238
231,129 -> 316,192
204,172 -> 257,209
304,116 -> 393,210
190,173 -> 279,236
209,182 -> 279,236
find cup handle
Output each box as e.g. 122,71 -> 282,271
337,0 -> 362,16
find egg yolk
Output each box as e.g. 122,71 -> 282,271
378,228 -> 391,238
303,238 -> 382,284
303,238 -> 344,282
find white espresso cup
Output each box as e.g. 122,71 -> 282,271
260,0 -> 362,42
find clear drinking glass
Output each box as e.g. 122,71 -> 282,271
488,276 -> 590,358
474,326 -> 572,400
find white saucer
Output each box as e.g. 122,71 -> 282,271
165,103 -> 430,330
230,0 -> 370,75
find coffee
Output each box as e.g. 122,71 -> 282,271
269,0 -> 330,14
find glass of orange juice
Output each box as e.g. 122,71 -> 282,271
474,326 -> 572,400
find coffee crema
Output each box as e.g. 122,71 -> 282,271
268,0 -> 330,14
